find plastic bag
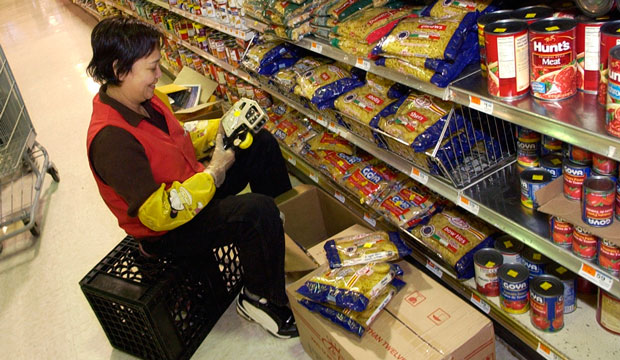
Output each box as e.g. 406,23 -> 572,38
318,0 -> 374,22
296,64 -> 364,105
298,278 -> 405,336
274,57 -> 330,92
257,55 -> 299,75
273,116 -> 307,151
307,131 -> 354,155
332,6 -> 415,44
377,180 -> 440,229
343,163 -> 405,205
334,85 -> 396,125
331,37 -> 376,58
324,231 -> 412,268
297,262 -> 403,311
422,0 -> 496,17
243,42 -> 289,71
319,151 -> 372,182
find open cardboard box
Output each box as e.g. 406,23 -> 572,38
535,176 -> 620,247
154,66 -> 223,122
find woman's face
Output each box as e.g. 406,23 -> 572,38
118,48 -> 162,105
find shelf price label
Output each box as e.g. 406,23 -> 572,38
609,145 -> 617,159
457,195 -> 480,216
355,58 -> 371,71
469,95 -> 494,115
579,263 -> 614,291
286,155 -> 296,166
334,191 -> 346,204
309,172 -> 320,184
470,293 -> 491,314
537,343 -> 561,360
327,121 -> 338,133
425,259 -> 443,279
364,213 -> 377,227
310,42 -> 323,54
315,115 -> 325,125
410,167 -> 429,185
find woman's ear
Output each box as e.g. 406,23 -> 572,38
113,60 -> 126,82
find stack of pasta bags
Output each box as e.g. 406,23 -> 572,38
296,231 -> 412,336
241,41 -> 301,81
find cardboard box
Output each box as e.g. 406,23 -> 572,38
287,260 -> 495,360
536,176 -> 620,247
277,185 -> 368,273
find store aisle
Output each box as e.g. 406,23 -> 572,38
0,1 -> 521,359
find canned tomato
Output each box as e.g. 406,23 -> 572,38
521,247 -> 549,279
576,16 -> 607,93
593,153 -> 618,176
499,263 -> 530,314
474,248 -> 504,297
516,127 -> 541,168
607,45 -> 620,137
484,20 -> 530,100
541,154 -> 563,179
541,135 -> 563,155
494,234 -> 524,264
597,288 -> 620,335
478,10 -> 514,77
572,226 -> 599,261
520,168 -> 552,209
563,159 -> 592,200
547,263 -> 577,314
582,175 -> 616,227
599,238 -> 620,276
566,144 -> 593,164
616,179 -> 620,220
549,216 -> 574,249
530,275 -> 565,332
512,6 -> 554,25
530,18 -> 578,101
598,21 -> 620,105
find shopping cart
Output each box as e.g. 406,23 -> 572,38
0,44 -> 59,253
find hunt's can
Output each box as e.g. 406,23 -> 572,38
547,263 -> 577,314
484,20 -> 530,100
576,16 -> 607,93
563,159 -> 592,200
566,144 -> 593,165
572,226 -> 599,261
597,288 -> 620,335
516,127 -> 541,168
512,6 -> 554,25
598,21 -> 620,105
541,135 -> 563,155
520,168 -> 552,209
529,18 -> 578,101
494,234 -> 524,264
593,153 -> 618,175
599,238 -> 620,276
474,248 -> 504,297
521,247 -> 549,280
576,0 -> 616,18
530,275 -> 565,332
582,175 -> 616,227
541,154 -> 563,179
616,178 -> 620,220
549,216 -> 574,249
606,45 -> 620,137
478,10 -> 514,77
498,263 -> 530,314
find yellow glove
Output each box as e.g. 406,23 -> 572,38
138,172 -> 216,231
182,118 -> 220,159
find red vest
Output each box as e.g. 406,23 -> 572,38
86,94 -> 205,238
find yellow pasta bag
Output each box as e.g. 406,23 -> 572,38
378,57 -> 435,83
319,151 -> 372,182
334,85 -> 396,125
376,179 -> 439,229
424,0 -> 494,18
332,6 -> 415,44
307,131 -> 354,155
323,231 -> 412,268
365,72 -> 396,96
331,37 -> 376,58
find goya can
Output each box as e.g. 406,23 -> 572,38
598,21 -> 620,105
494,234 -> 524,264
521,247 -> 550,280
593,153 -> 618,176
478,10 -> 513,77
520,168 -> 552,209
498,263 -> 530,314
566,144 -> 593,165
530,275 -> 565,332
599,238 -> 620,276
549,216 -> 574,249
512,6 -> 554,25
606,45 -> 620,137
576,16 -> 607,93
597,288 -> 620,335
529,18 -> 578,101
563,159 -> 592,200
516,127 -> 541,168
541,154 -> 563,180
547,263 -> 577,314
541,135 -> 563,155
582,175 -> 616,227
572,225 -> 599,261
484,20 -> 530,100
474,248 -> 504,297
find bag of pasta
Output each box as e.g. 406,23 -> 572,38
242,42 -> 292,72
376,179 -> 440,229
332,6 -> 416,45
330,36 -> 376,58
364,72 -> 409,99
273,115 -> 308,152
343,163 -> 406,205
297,262 -> 403,311
296,64 -> 364,105
315,0 -> 374,22
298,277 -> 405,336
307,131 -> 354,155
319,151 -> 373,182
274,57 -> 329,92
324,231 -> 412,268
372,12 -> 476,61
421,0 -> 496,18
410,207 -> 495,279
334,85 -> 397,126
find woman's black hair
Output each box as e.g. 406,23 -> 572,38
87,16 -> 162,85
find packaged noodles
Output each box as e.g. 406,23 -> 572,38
324,231 -> 412,268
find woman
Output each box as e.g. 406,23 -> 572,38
86,16 -> 297,339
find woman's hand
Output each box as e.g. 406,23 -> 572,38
204,133 -> 235,187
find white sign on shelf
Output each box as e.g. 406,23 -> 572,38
287,156 -> 296,166
536,342 -> 561,360
334,191 -> 346,204
470,293 -> 491,314
355,58 -> 371,71
609,145 -> 617,159
425,259 -> 443,279
469,95 -> 494,115
327,121 -> 338,133
410,167 -> 429,185
457,195 -> 480,216
363,213 -> 377,227
309,172 -> 319,183
579,263 -> 614,291
311,42 -> 323,54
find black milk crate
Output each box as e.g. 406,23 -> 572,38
79,236 -> 243,360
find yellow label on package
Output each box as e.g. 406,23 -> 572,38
557,266 -> 568,274
525,13 -> 536,18
504,240 -> 513,248
493,28 -> 507,33
552,158 -> 562,165
533,175 -> 543,181
533,253 -> 542,260
485,261 -> 496,267
540,281 -> 553,291
508,269 -> 519,278
546,26 -> 560,31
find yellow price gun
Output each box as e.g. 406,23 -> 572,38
221,98 -> 268,150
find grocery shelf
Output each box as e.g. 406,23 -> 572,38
167,6 -> 255,41
73,1 -> 103,20
449,71 -> 620,161
145,0 -> 169,10
101,0 -> 134,16
159,61 -> 179,78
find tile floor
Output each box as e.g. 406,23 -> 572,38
0,0 -> 523,359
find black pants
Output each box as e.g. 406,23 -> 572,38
145,130 -> 292,306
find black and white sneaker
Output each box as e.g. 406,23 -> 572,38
236,287 -> 299,339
